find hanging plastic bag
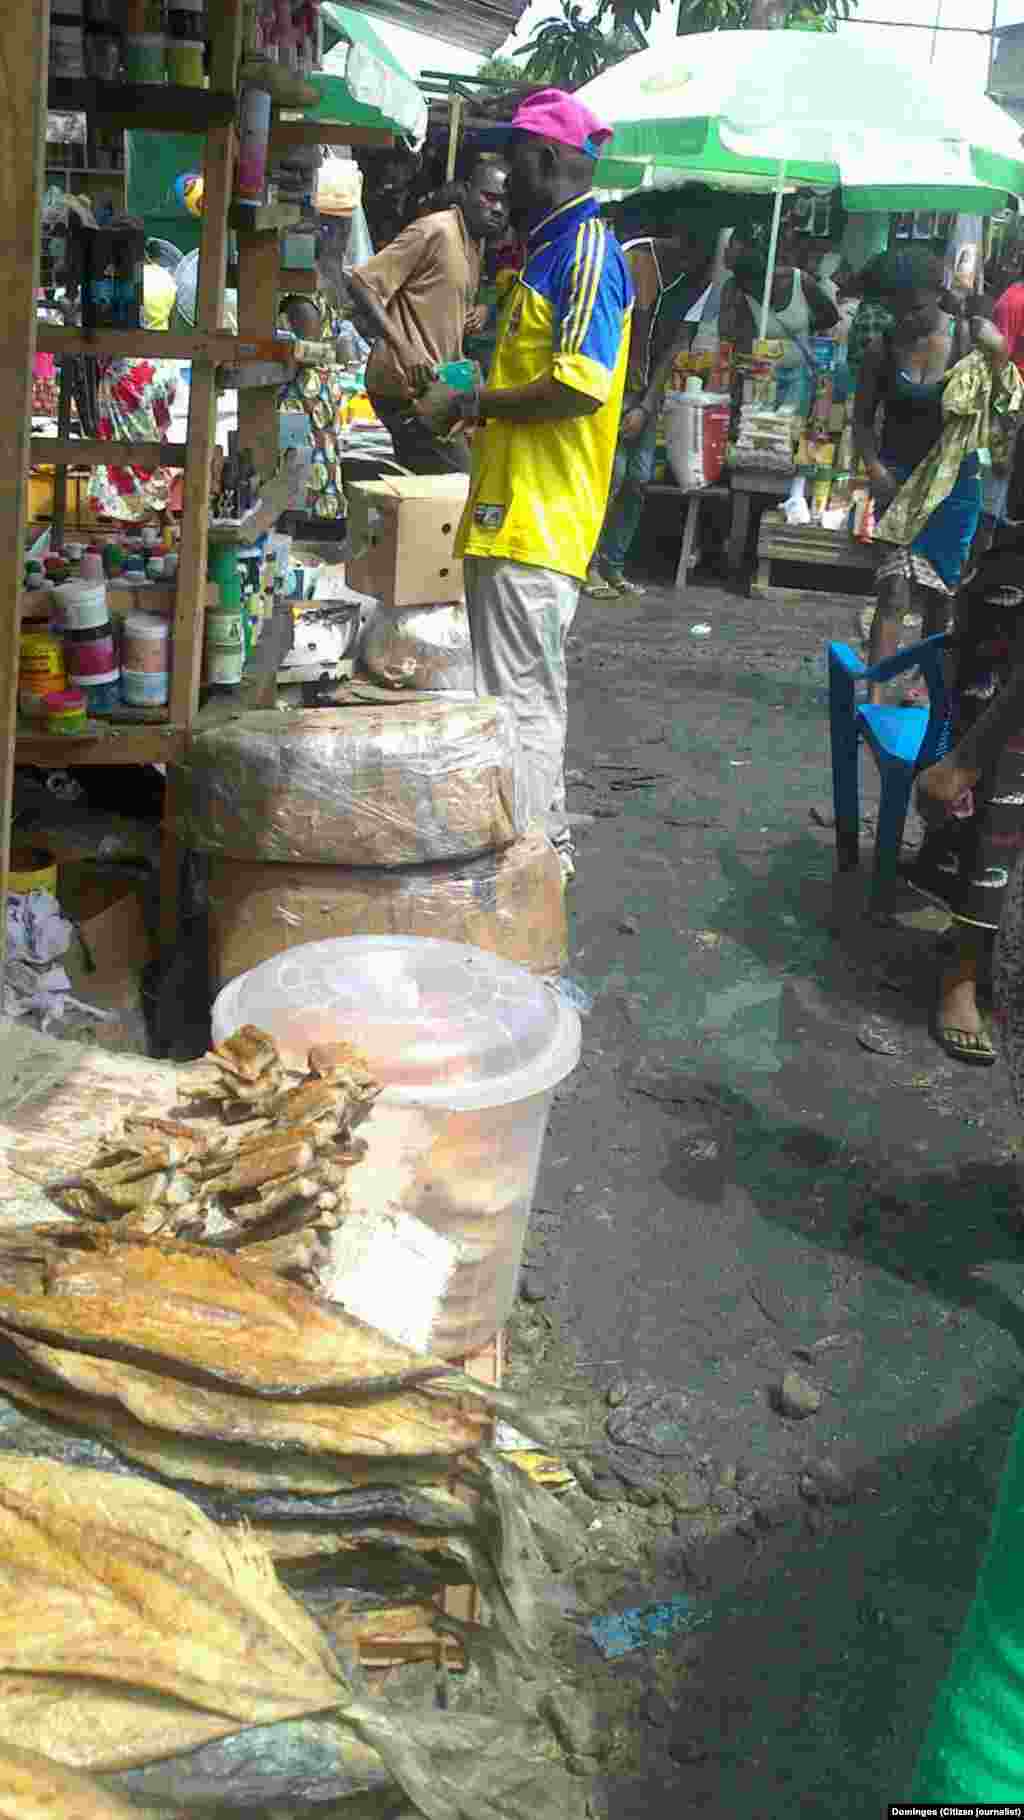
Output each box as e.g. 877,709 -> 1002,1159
315,155 -> 362,218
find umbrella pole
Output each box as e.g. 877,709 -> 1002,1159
759,161 -> 786,343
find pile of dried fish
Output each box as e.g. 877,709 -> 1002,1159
46,1027 -> 380,1285
0,1232 -> 589,1814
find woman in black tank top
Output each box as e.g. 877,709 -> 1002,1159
853,249 -> 986,704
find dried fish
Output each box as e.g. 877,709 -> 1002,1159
211,1025 -> 282,1084
0,1675 -> 243,1776
5,1332 -> 489,1457
107,1715 -> 395,1810
0,1238 -> 460,1400
0,1457 -> 347,1721
0,1379 -> 463,1496
0,1740 -> 140,1819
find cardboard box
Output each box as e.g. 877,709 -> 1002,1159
345,474 -> 469,608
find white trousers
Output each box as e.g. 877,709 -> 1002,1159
463,555 -> 580,857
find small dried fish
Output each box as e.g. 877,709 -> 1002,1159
211,1025 -> 282,1084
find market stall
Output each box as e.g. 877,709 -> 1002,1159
579,30 -> 1024,593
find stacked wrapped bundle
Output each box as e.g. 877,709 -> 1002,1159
173,700 -> 567,990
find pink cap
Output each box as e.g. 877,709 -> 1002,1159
510,88 -> 613,159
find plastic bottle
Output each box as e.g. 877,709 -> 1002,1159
236,87 -> 272,204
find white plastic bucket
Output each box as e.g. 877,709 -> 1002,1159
665,391 -> 731,490
212,936 -> 581,1355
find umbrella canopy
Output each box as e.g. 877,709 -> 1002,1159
580,31 -> 1024,212
311,2 -> 428,146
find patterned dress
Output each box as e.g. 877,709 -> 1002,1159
278,291 -> 351,521
87,356 -> 179,521
908,538 -> 1024,930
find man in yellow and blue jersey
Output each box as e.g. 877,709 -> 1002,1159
414,89 -> 633,881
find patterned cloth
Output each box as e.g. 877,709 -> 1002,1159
846,299 -> 894,379
87,357 -> 178,521
908,551 -> 1024,930
278,291 -> 350,521
875,350 -> 1024,555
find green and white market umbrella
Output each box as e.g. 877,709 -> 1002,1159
579,31 -> 1024,215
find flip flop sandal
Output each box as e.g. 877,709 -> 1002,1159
584,575 -> 622,599
933,1021 -> 998,1066
606,571 -> 646,595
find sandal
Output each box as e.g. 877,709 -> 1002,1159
605,570 -> 646,596
933,1021 -> 997,1066
583,569 -> 622,600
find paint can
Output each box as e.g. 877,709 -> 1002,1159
19,629 -> 65,717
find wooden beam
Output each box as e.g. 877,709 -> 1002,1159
0,0 -> 49,996
30,439 -> 188,468
269,120 -> 393,158
16,726 -> 188,768
38,327 -> 285,363
48,78 -> 236,132
237,231 -> 287,484
163,0 -> 243,952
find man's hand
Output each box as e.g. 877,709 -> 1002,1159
413,380 -> 461,436
407,362 -> 438,397
465,305 -> 489,336
915,754 -> 981,828
619,405 -> 649,443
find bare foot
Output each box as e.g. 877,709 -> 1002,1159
938,971 -> 984,1038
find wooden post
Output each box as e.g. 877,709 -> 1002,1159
0,1 -> 50,996
162,0 -> 242,952
237,230 -> 284,483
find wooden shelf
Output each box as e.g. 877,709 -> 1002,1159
45,166 -> 126,178
30,438 -> 187,469
269,119 -> 392,157
15,724 -> 188,767
37,326 -> 286,365
48,79 -> 236,132
229,200 -> 302,234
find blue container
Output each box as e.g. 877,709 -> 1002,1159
79,676 -> 122,715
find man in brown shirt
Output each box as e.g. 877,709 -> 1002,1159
348,159 -> 509,473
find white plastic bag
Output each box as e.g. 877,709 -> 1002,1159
315,155 -> 363,218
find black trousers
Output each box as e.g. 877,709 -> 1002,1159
372,397 -> 471,476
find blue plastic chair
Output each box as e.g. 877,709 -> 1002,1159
828,632 -> 951,908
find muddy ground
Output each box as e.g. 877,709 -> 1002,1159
506,562 -> 1024,1818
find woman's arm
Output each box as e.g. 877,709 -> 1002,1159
803,275 -> 840,334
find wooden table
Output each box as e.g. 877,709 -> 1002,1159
725,466 -> 794,574
644,482 -> 731,597
753,510 -> 879,601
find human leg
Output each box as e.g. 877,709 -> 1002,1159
867,566 -> 910,704
463,555 -> 580,868
600,421 -> 657,585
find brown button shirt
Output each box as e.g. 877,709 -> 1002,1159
353,206 -> 482,405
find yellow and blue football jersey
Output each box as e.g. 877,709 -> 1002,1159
456,193 -> 634,582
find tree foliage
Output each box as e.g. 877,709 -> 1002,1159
474,53 -> 526,86
676,0 -> 855,30
511,0 -> 642,90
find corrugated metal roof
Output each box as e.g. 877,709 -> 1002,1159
341,0 -> 529,58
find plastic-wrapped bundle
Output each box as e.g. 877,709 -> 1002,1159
208,826 -> 567,988
172,700 -> 525,868
359,602 -> 475,693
